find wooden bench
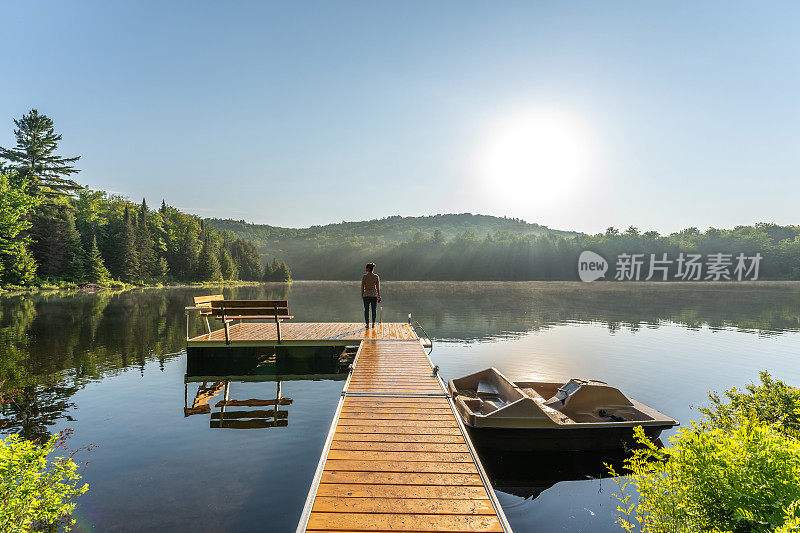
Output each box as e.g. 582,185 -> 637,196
192,294 -> 224,336
187,296 -> 293,344
207,299 -> 293,344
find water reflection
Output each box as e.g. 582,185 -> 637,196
186,381 -> 291,430
1,282 -> 799,441
476,445 -> 641,501
183,346 -> 349,430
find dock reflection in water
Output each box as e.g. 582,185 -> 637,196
184,345 -> 353,430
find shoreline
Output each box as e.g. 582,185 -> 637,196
0,280 -> 289,298
4,278 -> 799,299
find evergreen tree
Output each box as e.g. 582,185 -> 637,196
230,238 -> 262,280
0,109 -> 81,198
151,209 -> 168,271
119,206 -> 139,282
264,258 -> 292,282
263,258 -> 292,282
162,206 -> 201,279
65,242 -> 86,281
174,225 -> 200,279
134,198 -> 155,279
4,248 -> 37,285
29,202 -> 83,278
85,236 -> 110,282
263,258 -> 275,281
275,260 -> 292,282
219,248 -> 237,280
196,237 -> 222,281
152,256 -> 169,278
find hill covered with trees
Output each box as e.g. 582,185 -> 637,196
0,109 -> 289,289
210,215 -> 800,280
207,214 -> 578,278
209,214 -> 575,248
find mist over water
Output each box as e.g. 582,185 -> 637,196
2,281 -> 799,531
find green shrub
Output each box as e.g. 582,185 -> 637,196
700,371 -> 800,439
0,433 -> 88,532
611,421 -> 800,532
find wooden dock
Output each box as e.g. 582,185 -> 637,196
187,322 -> 510,532
187,322 -> 419,347
297,338 -> 510,532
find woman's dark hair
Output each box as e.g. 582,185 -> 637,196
366,263 -> 375,272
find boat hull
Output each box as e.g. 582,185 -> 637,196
466,424 -> 672,452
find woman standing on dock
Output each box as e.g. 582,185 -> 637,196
361,263 -> 381,328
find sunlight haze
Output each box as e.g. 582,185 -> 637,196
1,1 -> 798,234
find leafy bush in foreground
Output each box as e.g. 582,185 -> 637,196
700,371 -> 800,439
0,433 -> 88,532
611,421 -> 800,532
611,372 -> 800,532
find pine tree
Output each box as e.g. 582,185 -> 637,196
66,242 -> 86,281
275,260 -> 292,282
29,201 -> 83,278
263,258 -> 275,281
151,209 -> 168,273
134,198 -> 155,279
196,237 -> 222,281
175,225 -> 200,279
219,247 -> 237,280
4,247 -> 37,286
230,238 -> 262,280
85,236 -> 110,282
119,206 -> 139,282
153,256 -> 169,278
0,109 -> 81,198
264,258 -> 292,282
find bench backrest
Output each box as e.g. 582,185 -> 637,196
194,294 -> 224,316
209,300 -> 289,318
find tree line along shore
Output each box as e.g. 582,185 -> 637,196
0,109 -> 290,291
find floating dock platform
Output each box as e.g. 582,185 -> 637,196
188,323 -> 510,532
188,322 -> 419,347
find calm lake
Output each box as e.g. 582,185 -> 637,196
2,281 -> 800,532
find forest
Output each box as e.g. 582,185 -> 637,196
0,110 -> 290,289
211,217 -> 800,281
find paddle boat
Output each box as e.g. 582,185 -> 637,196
448,368 -> 678,451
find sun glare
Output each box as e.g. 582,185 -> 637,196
479,107 -> 595,202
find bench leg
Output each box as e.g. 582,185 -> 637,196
275,316 -> 281,344
224,318 -> 230,344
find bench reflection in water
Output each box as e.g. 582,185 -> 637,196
183,345 -> 353,429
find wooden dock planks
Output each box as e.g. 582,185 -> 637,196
301,340 -> 508,532
188,322 -> 418,346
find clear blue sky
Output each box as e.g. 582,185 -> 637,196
1,1 -> 798,234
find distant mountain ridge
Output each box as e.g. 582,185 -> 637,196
207,213 -> 577,254
205,213 -> 579,279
